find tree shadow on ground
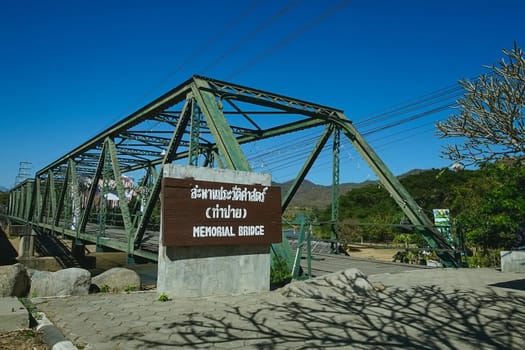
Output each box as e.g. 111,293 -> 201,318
489,279 -> 525,291
112,277 -> 525,349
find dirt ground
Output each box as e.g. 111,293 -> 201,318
0,329 -> 49,350
344,245 -> 401,262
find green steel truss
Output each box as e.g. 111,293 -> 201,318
7,75 -> 461,266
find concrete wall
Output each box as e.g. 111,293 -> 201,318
157,165 -> 272,297
501,250 -> 525,272
16,257 -> 63,272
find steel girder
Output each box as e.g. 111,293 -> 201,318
7,75 -> 460,266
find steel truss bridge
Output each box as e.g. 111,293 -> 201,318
5,75 -> 462,267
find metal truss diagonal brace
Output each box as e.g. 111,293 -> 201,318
106,138 -> 134,253
282,124 -> 334,212
54,167 -> 70,227
192,79 -> 251,171
335,112 -> 459,266
331,128 -> 341,253
34,178 -> 42,223
133,99 -> 192,247
48,170 -> 57,225
80,143 -> 107,232
68,159 -> 82,239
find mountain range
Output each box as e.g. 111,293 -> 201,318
276,179 -> 370,209
277,169 -> 427,210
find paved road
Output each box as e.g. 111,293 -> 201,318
307,253 -> 432,277
33,267 -> 525,350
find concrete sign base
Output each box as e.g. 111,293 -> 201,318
157,165 -> 275,297
501,250 -> 525,272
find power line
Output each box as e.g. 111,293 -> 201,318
244,75 -> 490,186
244,78 -> 469,183
156,0 -> 481,182
355,86 -> 460,129
101,0 -> 264,130
355,86 -> 456,130
373,125 -> 438,152
136,0 -> 264,100
362,104 -> 452,136
368,122 -> 436,146
246,105 -> 444,168
227,0 -> 352,79
200,0 -> 304,74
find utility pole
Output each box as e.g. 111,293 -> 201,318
15,161 -> 32,185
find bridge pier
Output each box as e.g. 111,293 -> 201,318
6,224 -> 35,258
71,239 -> 96,268
18,235 -> 35,258
72,240 -> 85,259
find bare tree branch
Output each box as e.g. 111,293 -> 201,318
436,42 -> 525,166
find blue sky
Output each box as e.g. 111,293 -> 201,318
1,0 -> 524,188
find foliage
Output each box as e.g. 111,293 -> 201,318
0,191 -> 8,213
338,218 -> 364,243
318,163 -> 524,255
393,233 -> 418,249
318,168 -> 474,245
158,293 -> 169,302
270,254 -> 292,285
436,43 -> 525,166
124,285 -> 138,293
317,182 -> 400,242
452,162 -> 525,249
18,297 -> 42,320
467,248 -> 501,268
392,248 -> 435,265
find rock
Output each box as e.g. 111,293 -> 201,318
280,268 -> 377,299
426,259 -> 443,267
92,267 -> 141,292
0,263 -> 30,297
30,267 -> 91,297
0,297 -> 29,331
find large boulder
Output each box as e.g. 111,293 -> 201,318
30,267 -> 91,297
92,267 -> 141,292
280,268 -> 377,299
0,263 -> 30,297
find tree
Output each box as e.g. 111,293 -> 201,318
451,162 -> 525,249
436,43 -> 525,166
0,191 -> 8,214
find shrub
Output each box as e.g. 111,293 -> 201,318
467,248 -> 500,268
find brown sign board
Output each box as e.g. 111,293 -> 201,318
161,177 -> 282,246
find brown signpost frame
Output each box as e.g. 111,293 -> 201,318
162,177 -> 282,246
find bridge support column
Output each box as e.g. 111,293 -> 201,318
9,225 -> 35,258
72,240 -> 96,268
18,235 -> 35,258
72,240 -> 85,259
